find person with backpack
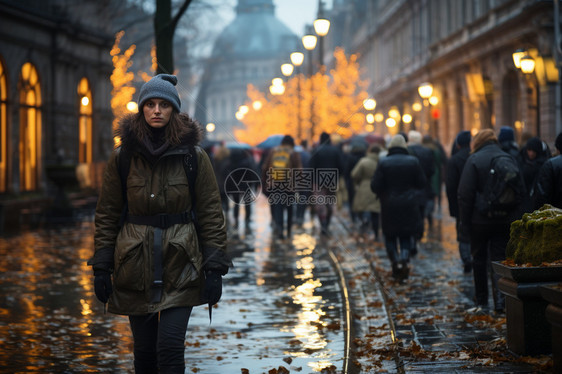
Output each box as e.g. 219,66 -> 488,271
261,135 -> 302,239
458,129 -> 526,313
89,74 -> 232,374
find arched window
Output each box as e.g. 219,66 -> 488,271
77,78 -> 92,163
0,59 -> 7,193
19,62 -> 42,192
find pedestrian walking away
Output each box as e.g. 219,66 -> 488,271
261,134 -> 302,239
458,129 -> 525,313
351,144 -> 381,241
88,74 -> 232,374
445,130 -> 473,273
534,132 -> 562,209
309,132 -> 345,236
371,134 -> 426,280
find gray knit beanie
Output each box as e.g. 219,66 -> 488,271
137,74 -> 181,112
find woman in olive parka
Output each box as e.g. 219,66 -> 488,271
89,74 -> 231,374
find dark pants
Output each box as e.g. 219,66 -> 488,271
272,201 -> 293,237
128,307 -> 192,374
455,219 -> 472,266
470,223 -> 509,309
385,235 -> 413,264
231,194 -> 252,227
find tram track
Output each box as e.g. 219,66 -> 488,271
323,216 -> 406,374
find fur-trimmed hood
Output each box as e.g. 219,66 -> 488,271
116,112 -> 203,151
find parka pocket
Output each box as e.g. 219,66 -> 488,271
165,237 -> 201,291
114,239 -> 145,292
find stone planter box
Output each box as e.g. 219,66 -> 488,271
492,261 -> 562,356
541,283 -> 562,373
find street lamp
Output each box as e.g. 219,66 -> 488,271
290,52 -> 304,142
302,32 -> 317,77
313,0 -> 330,69
363,98 -> 376,111
418,82 -> 433,99
281,63 -> 294,77
520,55 -> 536,74
303,28 -> 318,142
512,48 -> 526,69
514,52 -> 540,136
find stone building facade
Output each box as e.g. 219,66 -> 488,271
327,0 -> 561,151
0,0 -> 114,196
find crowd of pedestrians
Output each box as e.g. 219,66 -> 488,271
209,127 -> 562,313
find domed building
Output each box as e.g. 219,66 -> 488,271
195,0 -> 298,141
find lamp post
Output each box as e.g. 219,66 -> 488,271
313,0 -> 330,69
303,29 -> 317,142
418,82 -> 433,132
513,50 -> 540,137
291,52 -> 304,142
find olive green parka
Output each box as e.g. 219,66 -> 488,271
91,113 -> 230,315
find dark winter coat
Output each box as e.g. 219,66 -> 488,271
457,142 -> 525,239
534,155 -> 562,209
371,147 -> 427,237
408,144 -> 435,199
310,143 -> 345,173
445,146 -> 470,218
92,113 -> 229,315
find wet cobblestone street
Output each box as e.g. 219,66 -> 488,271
0,194 -> 554,373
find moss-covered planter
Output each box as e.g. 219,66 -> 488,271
506,205 -> 562,265
493,205 -> 562,356
541,284 -> 562,373
493,262 -> 562,355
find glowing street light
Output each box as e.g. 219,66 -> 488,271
290,52 -> 304,66
281,63 -> 294,77
366,113 -> 375,124
386,117 -> 397,128
520,55 -> 536,74
313,18 -> 330,37
206,122 -> 216,132
126,101 -> 138,112
429,96 -> 439,106
252,100 -> 262,111
302,34 -> 317,51
402,114 -> 413,124
418,82 -> 433,99
363,98 -> 376,111
512,48 -> 526,69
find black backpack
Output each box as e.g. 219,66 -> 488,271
475,153 -> 525,218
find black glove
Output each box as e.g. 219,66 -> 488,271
94,270 -> 113,303
203,271 -> 222,306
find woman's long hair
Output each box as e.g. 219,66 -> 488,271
128,110 -> 186,146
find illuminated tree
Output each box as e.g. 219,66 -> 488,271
110,31 -> 137,146
236,48 -> 369,145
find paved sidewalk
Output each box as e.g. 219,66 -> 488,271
321,208 -> 553,373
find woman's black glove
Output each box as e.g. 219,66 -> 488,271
94,270 -> 113,303
203,270 -> 222,306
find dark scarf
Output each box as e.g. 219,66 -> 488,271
140,125 -> 170,163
